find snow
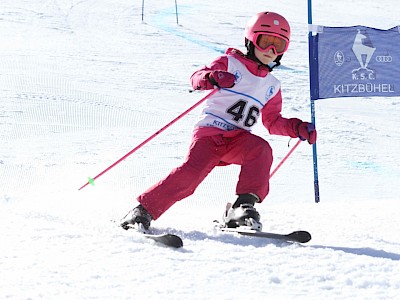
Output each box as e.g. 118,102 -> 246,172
1,0 -> 399,299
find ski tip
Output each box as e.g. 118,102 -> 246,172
169,236 -> 184,248
145,233 -> 183,248
162,234 -> 183,248
289,231 -> 312,243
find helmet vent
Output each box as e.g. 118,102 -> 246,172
274,20 -> 279,25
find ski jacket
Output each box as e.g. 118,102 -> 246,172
190,48 -> 302,139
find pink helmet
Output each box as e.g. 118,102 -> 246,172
244,12 -> 291,54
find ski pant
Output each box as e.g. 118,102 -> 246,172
138,131 -> 273,220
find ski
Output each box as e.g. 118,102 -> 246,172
114,220 -> 183,248
120,222 -> 183,248
215,223 -> 311,243
142,232 -> 183,248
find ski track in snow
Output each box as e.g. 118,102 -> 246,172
1,0 -> 400,299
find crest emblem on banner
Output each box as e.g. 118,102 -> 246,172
352,29 -> 376,69
334,51 -> 345,66
351,29 -> 376,80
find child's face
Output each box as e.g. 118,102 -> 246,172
254,47 -> 278,65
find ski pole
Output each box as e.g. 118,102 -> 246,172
78,88 -> 219,190
270,139 -> 302,179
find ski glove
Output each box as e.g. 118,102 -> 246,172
207,70 -> 235,88
296,122 -> 317,144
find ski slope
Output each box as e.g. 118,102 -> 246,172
1,0 -> 399,299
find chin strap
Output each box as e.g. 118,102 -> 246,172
270,55 -> 283,70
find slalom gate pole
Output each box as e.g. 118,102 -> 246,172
78,89 -> 218,191
269,139 -> 302,179
307,0 -> 320,203
141,0 -> 145,22
175,0 -> 179,24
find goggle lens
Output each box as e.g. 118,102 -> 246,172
255,34 -> 288,54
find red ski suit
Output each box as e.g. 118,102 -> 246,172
138,49 -> 303,220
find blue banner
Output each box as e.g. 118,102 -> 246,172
310,26 -> 400,100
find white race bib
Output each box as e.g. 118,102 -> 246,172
195,56 -> 281,132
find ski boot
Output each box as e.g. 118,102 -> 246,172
222,193 -> 262,231
120,204 -> 152,231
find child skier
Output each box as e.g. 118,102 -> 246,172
121,11 -> 317,231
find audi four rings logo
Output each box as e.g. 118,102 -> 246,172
375,55 -> 392,63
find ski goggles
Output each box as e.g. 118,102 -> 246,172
254,33 -> 289,55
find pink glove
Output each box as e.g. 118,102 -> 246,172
296,122 -> 317,144
207,71 -> 235,88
